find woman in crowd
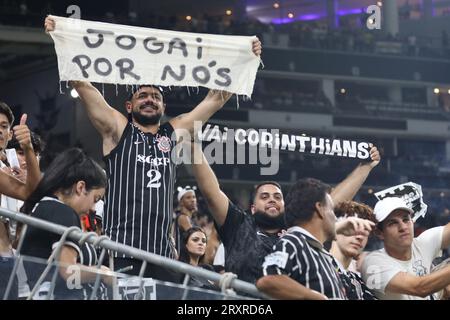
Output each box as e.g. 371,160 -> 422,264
330,200 -> 377,300
20,148 -> 112,299
178,226 -> 216,290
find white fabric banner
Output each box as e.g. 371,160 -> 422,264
48,15 -> 260,97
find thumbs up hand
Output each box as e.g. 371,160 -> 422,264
13,114 -> 33,151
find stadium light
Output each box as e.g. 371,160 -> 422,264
226,10 -> 232,16
434,88 -> 440,94
273,2 -> 280,9
186,15 -> 192,21
288,13 -> 294,19
70,88 -> 79,98
340,88 -> 346,94
448,89 -> 450,94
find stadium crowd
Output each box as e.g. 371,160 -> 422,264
0,10 -> 449,301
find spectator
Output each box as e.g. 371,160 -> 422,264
191,142 -> 380,284
20,148 -> 112,300
256,178 -> 374,299
361,197 -> 450,299
0,104 -> 40,201
0,104 -> 40,300
44,16 -> 261,282
178,226 -> 215,289
173,186 -> 198,253
330,201 -> 377,300
7,131 -> 44,183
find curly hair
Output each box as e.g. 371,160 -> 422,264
285,178 -> 331,228
334,201 -> 376,223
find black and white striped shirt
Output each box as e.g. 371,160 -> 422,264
262,226 -> 347,300
104,122 -> 177,258
335,261 -> 377,300
22,197 -> 109,300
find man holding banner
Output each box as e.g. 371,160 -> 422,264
44,16 -> 262,282
190,141 -> 380,284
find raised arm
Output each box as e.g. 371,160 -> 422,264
331,145 -> 380,206
170,90 -> 233,132
70,81 -> 126,141
44,17 -> 126,152
335,216 -> 375,237
256,275 -> 328,300
190,142 -> 229,227
386,265 -> 450,298
0,114 -> 40,200
170,38 -> 262,132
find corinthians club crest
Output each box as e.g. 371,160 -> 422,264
156,135 -> 171,153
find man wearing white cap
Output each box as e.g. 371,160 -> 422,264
361,197 -> 450,300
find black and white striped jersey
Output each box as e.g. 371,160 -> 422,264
262,226 -> 347,300
104,122 -> 177,259
337,266 -> 377,300
21,197 -> 109,300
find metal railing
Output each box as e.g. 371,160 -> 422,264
0,206 -> 266,300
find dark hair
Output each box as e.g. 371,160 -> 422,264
126,85 -> 165,122
8,131 -> 45,155
126,85 -> 164,102
251,181 -> 282,203
194,209 -> 214,224
334,201 -> 376,223
22,148 -> 107,214
284,178 -> 331,227
178,226 -> 207,265
0,101 -> 14,126
335,201 -> 378,235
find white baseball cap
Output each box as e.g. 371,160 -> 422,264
177,186 -> 196,202
373,197 -> 413,223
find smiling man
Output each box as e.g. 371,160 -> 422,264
0,102 -> 13,161
256,178 -> 375,300
361,197 -> 450,300
44,15 -> 262,283
191,142 -> 381,284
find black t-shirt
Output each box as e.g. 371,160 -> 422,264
217,201 -> 281,284
21,197 -> 108,299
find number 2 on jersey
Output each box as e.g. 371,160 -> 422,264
147,169 -> 162,188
